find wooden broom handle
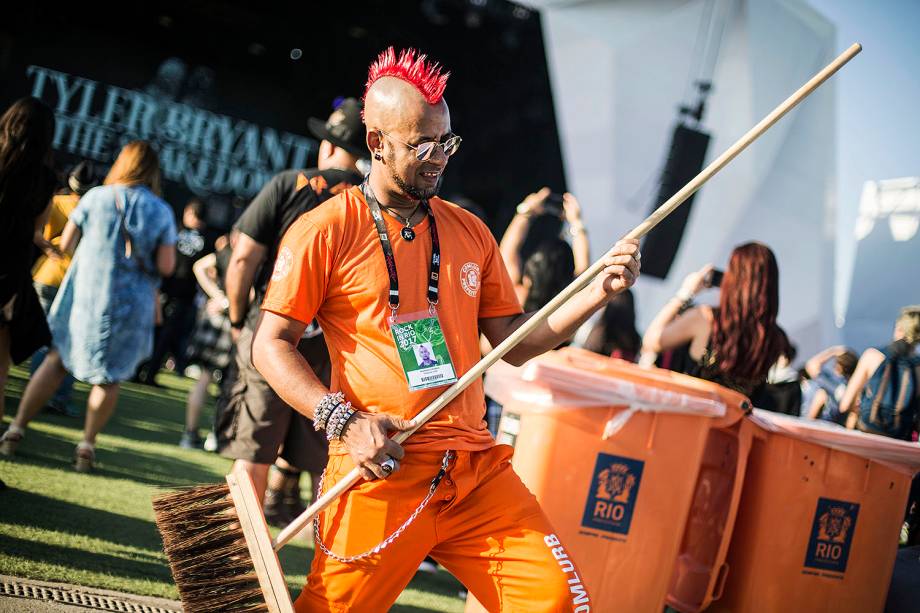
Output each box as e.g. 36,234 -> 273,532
273,42 -> 861,551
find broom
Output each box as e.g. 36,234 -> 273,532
153,43 -> 862,613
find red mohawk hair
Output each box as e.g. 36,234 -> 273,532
364,47 -> 450,105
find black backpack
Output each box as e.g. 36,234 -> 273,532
858,341 -> 920,440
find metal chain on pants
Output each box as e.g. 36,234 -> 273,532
314,450 -> 453,564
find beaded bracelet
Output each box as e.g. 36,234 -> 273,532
313,392 -> 345,431
326,402 -> 356,441
314,396 -> 336,431
326,402 -> 353,441
325,403 -> 345,440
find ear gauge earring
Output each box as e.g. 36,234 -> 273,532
374,152 -> 382,161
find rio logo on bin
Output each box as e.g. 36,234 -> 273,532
581,453 -> 644,535
803,497 -> 860,575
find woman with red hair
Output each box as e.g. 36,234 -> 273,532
642,241 -> 792,397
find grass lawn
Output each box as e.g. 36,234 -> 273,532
0,365 -> 465,612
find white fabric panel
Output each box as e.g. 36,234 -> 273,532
536,0 -> 836,358
840,178 -> 920,351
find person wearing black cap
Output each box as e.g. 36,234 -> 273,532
29,160 -> 99,416
219,97 -> 367,526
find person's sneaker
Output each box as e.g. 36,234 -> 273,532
418,556 -> 438,573
202,431 -> 218,452
178,430 -> 202,449
73,442 -> 95,473
0,426 -> 24,457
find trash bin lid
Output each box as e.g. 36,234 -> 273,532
750,409 -> 920,475
485,348 -> 748,419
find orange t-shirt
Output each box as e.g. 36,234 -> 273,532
262,187 -> 522,452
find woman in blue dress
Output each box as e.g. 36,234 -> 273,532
1,141 -> 177,471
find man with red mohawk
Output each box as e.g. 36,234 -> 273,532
254,47 -> 640,611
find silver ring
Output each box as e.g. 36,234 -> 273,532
380,457 -> 397,474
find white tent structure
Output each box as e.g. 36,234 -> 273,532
837,177 -> 920,351
527,0 -> 837,358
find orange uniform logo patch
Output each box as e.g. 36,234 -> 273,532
460,262 -> 480,297
272,246 -> 294,281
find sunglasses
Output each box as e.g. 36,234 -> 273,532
378,130 -> 462,161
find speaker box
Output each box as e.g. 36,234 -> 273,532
641,123 -> 711,279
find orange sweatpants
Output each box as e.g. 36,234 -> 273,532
295,444 -> 591,612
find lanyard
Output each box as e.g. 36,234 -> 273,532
362,182 -> 441,316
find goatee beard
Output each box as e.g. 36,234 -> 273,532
392,170 -> 441,200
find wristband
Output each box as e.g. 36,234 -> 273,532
230,318 -> 246,330
326,402 -> 356,441
313,392 -> 345,431
567,222 -> 586,236
515,202 -> 534,218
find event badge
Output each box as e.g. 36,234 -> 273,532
390,310 -> 457,391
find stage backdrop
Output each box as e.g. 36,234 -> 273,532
0,1 -> 566,233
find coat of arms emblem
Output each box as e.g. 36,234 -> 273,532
595,463 -> 637,504
817,506 -> 852,543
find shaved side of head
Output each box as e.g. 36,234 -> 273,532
364,76 -> 448,133
363,47 -> 451,134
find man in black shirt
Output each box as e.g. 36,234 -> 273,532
220,98 -> 367,525
136,199 -> 213,385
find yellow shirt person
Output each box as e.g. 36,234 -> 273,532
32,161 -> 97,290
32,192 -> 79,288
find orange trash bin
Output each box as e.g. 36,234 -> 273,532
710,409 -> 920,613
466,348 -> 754,612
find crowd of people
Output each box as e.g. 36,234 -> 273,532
2,137 -> 177,472
0,44 -> 918,608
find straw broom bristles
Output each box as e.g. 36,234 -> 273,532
153,483 -> 270,613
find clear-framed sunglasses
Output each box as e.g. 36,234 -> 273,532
378,130 -> 462,161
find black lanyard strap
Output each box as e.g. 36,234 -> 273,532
362,182 -> 441,312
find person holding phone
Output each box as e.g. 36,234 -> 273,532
499,186 -> 590,305
641,242 -> 792,398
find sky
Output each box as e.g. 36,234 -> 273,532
806,0 -> 920,324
